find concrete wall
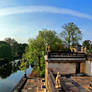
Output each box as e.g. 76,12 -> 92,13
80,61 -> 92,76
45,61 -> 76,91
46,61 -> 92,76
47,62 -> 76,74
80,62 -> 85,73
45,61 -> 77,90
46,60 -> 92,76
83,61 -> 92,76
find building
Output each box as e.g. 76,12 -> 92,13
44,51 -> 92,92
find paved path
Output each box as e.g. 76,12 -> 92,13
21,78 -> 38,92
21,78 -> 45,92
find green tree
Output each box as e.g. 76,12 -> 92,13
0,41 -> 12,61
37,29 -> 64,51
5,38 -> 27,59
18,43 -> 28,58
4,38 -> 19,58
88,44 -> 92,53
61,22 -> 82,48
82,40 -> 91,49
23,29 -> 64,76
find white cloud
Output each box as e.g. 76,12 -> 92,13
0,5 -> 92,20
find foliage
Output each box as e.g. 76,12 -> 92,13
40,69 -> 45,77
82,40 -> 91,49
22,29 -> 65,76
5,38 -> 19,58
37,29 -> 64,51
18,43 -> 28,58
86,43 -> 92,53
19,60 -> 27,71
4,38 -> 27,59
61,22 -> 82,48
0,41 -> 12,61
82,40 -> 92,53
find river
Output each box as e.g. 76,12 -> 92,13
0,60 -> 32,92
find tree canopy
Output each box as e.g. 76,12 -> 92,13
37,29 -> 64,51
22,29 -> 65,76
5,38 -> 19,58
82,40 -> 91,49
4,38 -> 27,59
0,41 -> 12,61
61,22 -> 82,48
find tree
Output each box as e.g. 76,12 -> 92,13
82,40 -> 91,49
4,38 -> 19,58
37,29 -> 64,51
22,29 -> 64,76
4,38 -> 17,46
0,41 -> 12,61
18,43 -> 28,58
4,38 -> 27,59
61,22 -> 82,48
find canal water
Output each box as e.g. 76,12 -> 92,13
0,60 -> 32,92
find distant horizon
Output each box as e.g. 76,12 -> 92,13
0,0 -> 92,43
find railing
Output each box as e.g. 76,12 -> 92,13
11,76 -> 27,92
48,71 -> 56,92
48,71 -> 62,92
47,51 -> 86,58
49,71 -> 56,86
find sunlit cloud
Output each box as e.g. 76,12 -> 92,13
0,5 -> 92,20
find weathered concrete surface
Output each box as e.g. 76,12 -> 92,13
21,78 -> 46,92
21,78 -> 38,92
48,62 -> 76,74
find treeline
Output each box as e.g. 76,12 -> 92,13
21,22 -> 82,77
0,38 -> 27,61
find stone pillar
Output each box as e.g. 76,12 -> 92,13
45,61 -> 48,90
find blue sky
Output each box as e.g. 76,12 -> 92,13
0,0 -> 92,43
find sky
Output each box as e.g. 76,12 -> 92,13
0,0 -> 92,43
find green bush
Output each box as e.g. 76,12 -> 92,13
40,69 -> 45,77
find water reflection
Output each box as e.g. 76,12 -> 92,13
0,61 -> 31,92
0,61 -> 21,79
